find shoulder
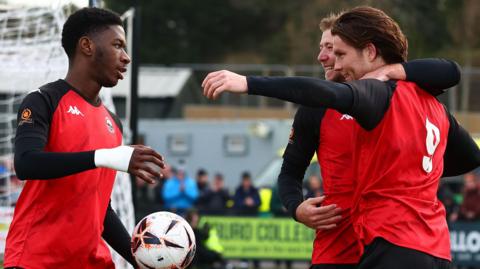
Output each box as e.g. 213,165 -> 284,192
38,79 -> 72,101
23,80 -> 72,110
346,79 -> 395,93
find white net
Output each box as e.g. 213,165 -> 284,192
0,3 -> 135,268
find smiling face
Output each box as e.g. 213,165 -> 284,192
91,25 -> 131,88
332,35 -> 376,81
330,7 -> 408,81
317,29 -> 344,82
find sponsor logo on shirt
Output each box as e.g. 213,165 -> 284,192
340,114 -> 353,120
67,106 -> 84,116
106,117 -> 114,133
18,108 -> 33,126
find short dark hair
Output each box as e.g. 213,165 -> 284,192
197,168 -> 208,177
61,7 -> 122,60
241,171 -> 251,180
214,173 -> 224,180
331,6 -> 407,64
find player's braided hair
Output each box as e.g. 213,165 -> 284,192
332,6 -> 408,64
61,7 -> 122,60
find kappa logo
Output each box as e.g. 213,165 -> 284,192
340,114 -> 354,120
67,106 -> 84,116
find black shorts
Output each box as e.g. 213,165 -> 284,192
310,264 -> 357,269
357,237 -> 451,269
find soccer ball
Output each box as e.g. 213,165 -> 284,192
131,211 -> 196,269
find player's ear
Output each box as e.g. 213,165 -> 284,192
364,43 -> 378,62
78,36 -> 94,57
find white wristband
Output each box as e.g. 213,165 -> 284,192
94,145 -> 135,172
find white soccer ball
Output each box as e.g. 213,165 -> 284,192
131,211 -> 196,269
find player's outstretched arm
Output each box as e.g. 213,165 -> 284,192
202,70 -> 248,99
361,58 -> 460,96
202,70 -> 353,110
202,71 -> 392,131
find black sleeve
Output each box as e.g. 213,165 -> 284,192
247,76 -> 353,111
442,111 -> 480,177
345,80 -> 394,130
402,58 -> 461,96
247,76 -> 393,130
102,201 -> 137,267
278,106 -> 324,220
14,91 -> 96,180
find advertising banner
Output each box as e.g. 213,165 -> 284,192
201,216 -> 314,260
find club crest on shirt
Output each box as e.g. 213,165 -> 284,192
18,108 -> 33,126
105,117 -> 114,133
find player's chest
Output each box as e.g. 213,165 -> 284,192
48,98 -> 121,150
320,109 -> 357,145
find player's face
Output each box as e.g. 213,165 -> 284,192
317,30 -> 344,82
332,35 -> 372,81
92,25 -> 131,88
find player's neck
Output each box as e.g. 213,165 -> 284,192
370,57 -> 387,72
65,65 -> 101,104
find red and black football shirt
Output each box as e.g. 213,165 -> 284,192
284,106 -> 360,264
250,59 -> 480,262
5,79 -> 123,269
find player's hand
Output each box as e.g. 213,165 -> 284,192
128,145 -> 165,184
295,196 -> 342,230
361,63 -> 405,81
202,70 -> 248,99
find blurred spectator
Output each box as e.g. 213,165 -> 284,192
437,181 -> 459,222
162,168 -> 199,216
452,173 -> 480,222
186,209 -> 225,269
196,168 -> 211,210
154,164 -> 174,208
270,185 -> 292,269
233,171 -> 260,216
270,184 -> 288,217
200,173 -> 230,215
304,174 -> 323,199
135,165 -> 163,220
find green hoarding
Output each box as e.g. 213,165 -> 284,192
200,216 -> 314,260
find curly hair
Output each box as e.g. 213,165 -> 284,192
61,7 -> 122,60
